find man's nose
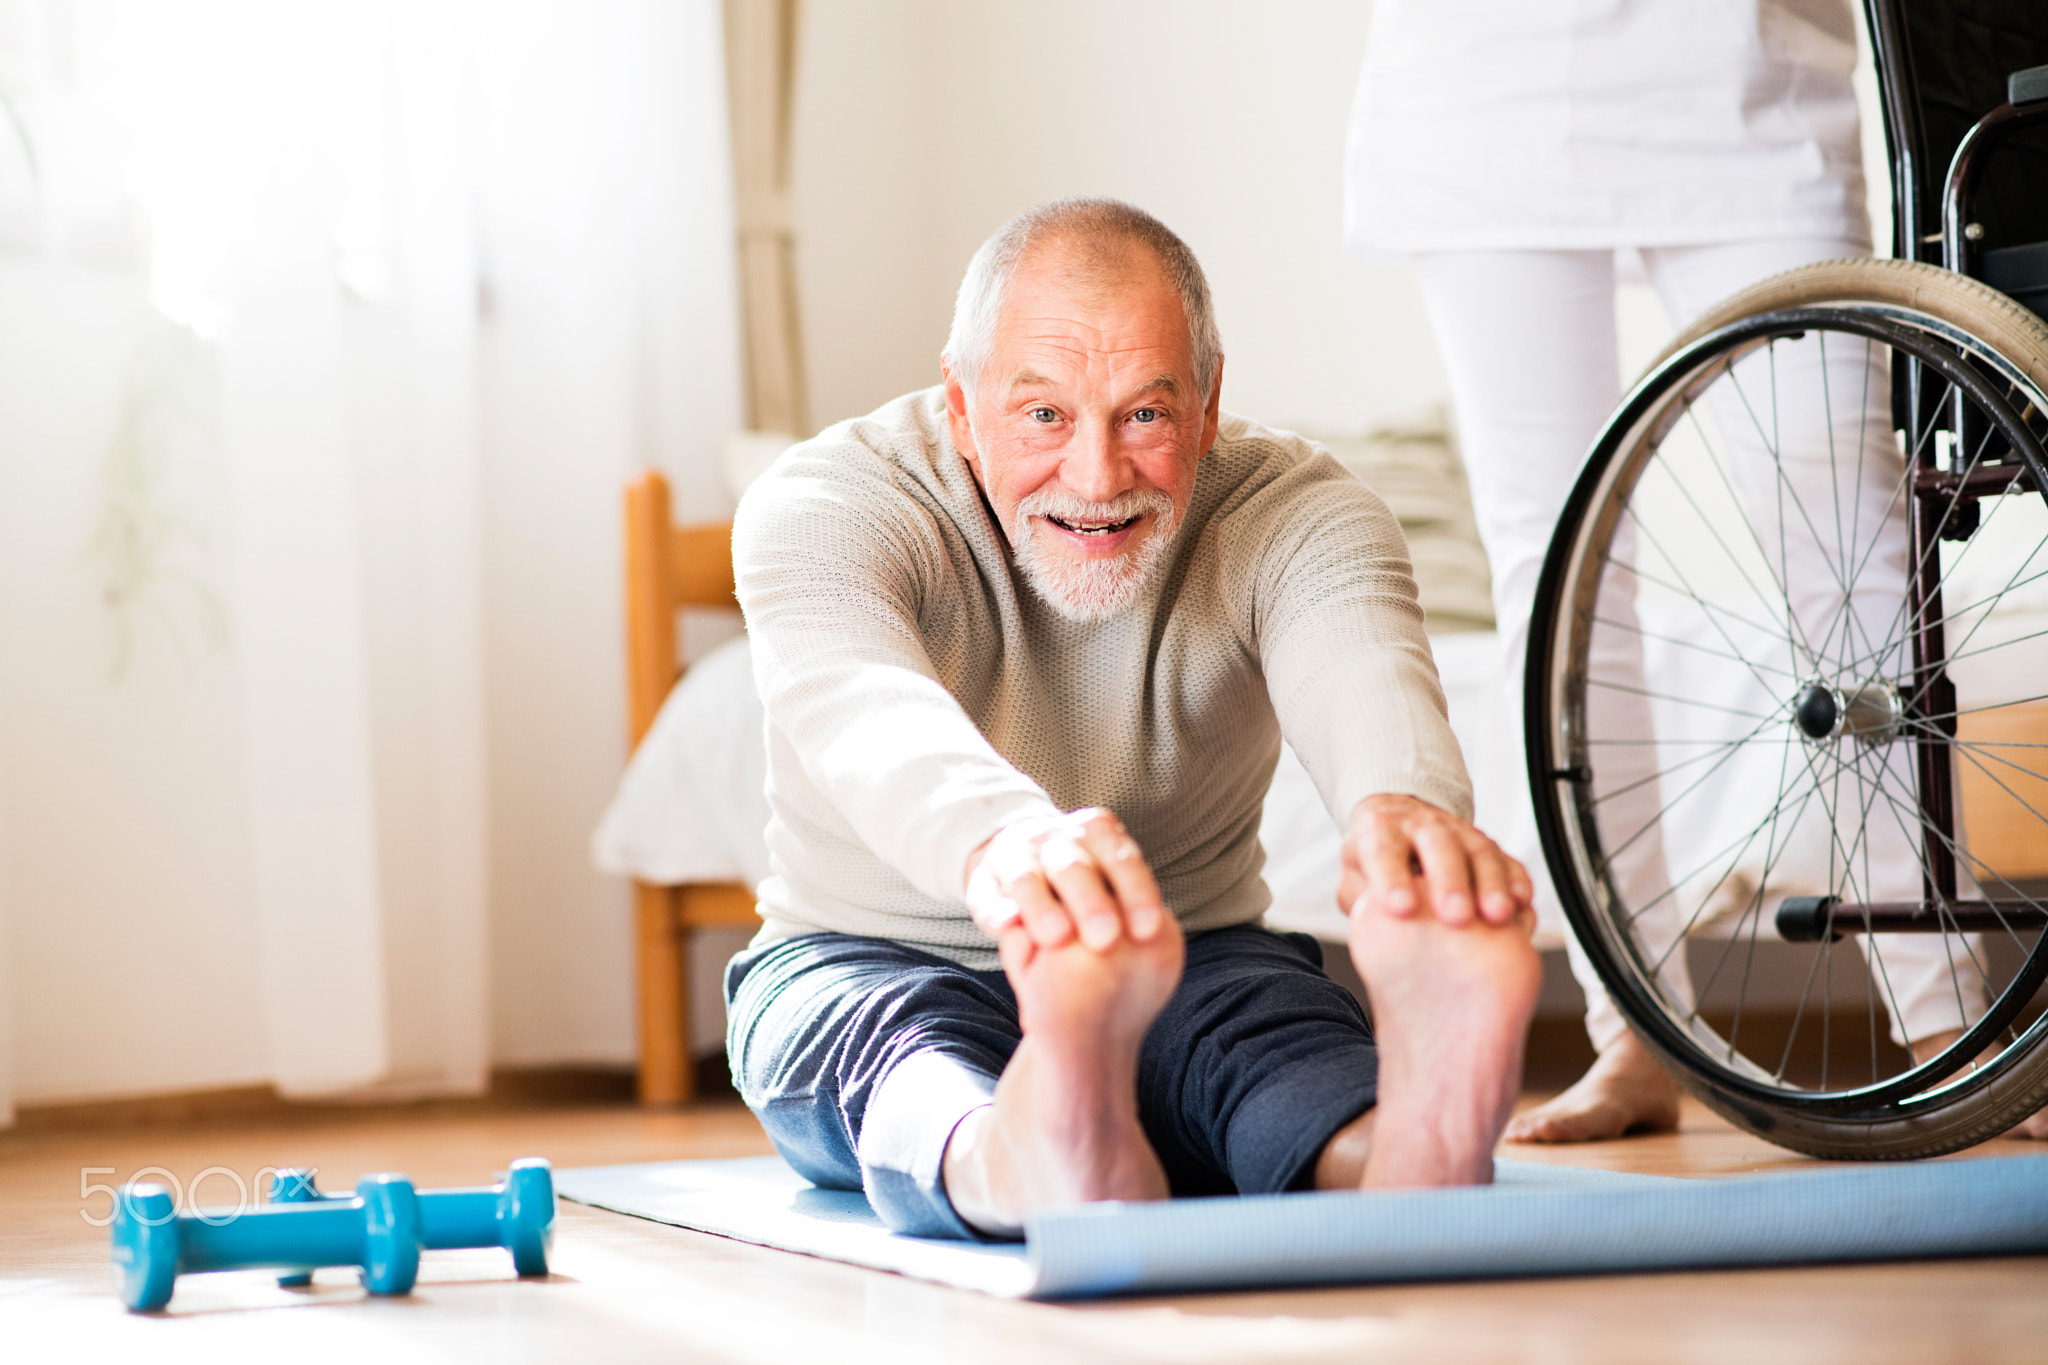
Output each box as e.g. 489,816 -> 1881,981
1062,418 -> 1131,504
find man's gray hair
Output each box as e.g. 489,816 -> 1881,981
942,197 -> 1223,404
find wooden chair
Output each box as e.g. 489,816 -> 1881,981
624,470 -> 758,1105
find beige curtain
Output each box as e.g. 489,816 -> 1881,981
724,0 -> 809,437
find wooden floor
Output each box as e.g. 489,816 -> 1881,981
2,1091 -> 2044,1364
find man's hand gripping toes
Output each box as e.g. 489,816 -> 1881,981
943,809 -> 1184,1234
966,807 -> 1176,957
1341,792 -> 1535,929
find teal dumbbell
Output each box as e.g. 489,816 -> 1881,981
112,1173 -> 423,1312
110,1158 -> 554,1312
267,1159 -> 554,1286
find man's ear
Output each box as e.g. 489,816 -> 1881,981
943,365 -> 981,475
1199,355 -> 1225,455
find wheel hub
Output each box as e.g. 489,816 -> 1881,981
1792,678 -> 1904,745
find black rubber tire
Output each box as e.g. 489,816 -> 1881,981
1528,258 -> 2048,1158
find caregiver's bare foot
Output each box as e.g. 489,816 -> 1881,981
1350,901 -> 1541,1187
1504,1031 -> 1680,1143
944,923 -> 1183,1235
1910,1028 -> 2048,1140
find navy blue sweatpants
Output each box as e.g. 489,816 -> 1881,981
724,924 -> 1378,1239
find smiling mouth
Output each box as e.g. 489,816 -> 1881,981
1044,513 -> 1142,537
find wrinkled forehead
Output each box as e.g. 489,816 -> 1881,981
988,237 -> 1194,388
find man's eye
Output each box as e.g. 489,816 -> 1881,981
1131,408 -> 1159,423
1030,407 -> 1058,423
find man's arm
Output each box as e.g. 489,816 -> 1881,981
734,447 -> 1061,906
1242,450 -> 1530,926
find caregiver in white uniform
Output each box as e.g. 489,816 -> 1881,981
1345,0 -> 1980,1141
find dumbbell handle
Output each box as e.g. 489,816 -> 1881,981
274,1184 -> 496,1242
421,1188 -> 513,1247
180,1202 -> 371,1273
271,1159 -> 553,1275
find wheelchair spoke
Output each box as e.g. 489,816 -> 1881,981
1896,485 -> 2043,721
1700,727 -> 1811,1062
1854,780 -> 2022,1054
1651,407 -> 1804,617
1673,403 -> 1827,672
1901,504 -> 2048,716
1620,743 -> 1799,935
1931,726 -> 2048,845
1597,709 -> 1795,883
1912,690 -> 2048,725
1724,354 -> 1862,641
1830,751 -> 2023,1058
1590,613 -> 1801,678
1615,499 -> 1799,700
1945,619 -> 2048,668
1686,741 -> 1813,1049
1586,731 -> 1778,812
1823,376 -> 1973,680
1843,400 -> 2008,689
1584,675 -> 1779,721
1601,550 -> 1807,649
1901,561 -> 2048,641
1800,738 -> 1963,1063
1636,746 -> 1817,973
1862,771 -> 2042,958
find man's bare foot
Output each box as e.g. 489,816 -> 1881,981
943,924 -> 1184,1234
1348,901 -> 1542,1187
1910,1028 -> 2048,1140
1504,1031 -> 1681,1143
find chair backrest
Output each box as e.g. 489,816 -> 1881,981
624,470 -> 736,747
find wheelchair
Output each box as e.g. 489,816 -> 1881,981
1527,0 -> 2048,1157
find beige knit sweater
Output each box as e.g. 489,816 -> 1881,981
732,387 -> 1470,970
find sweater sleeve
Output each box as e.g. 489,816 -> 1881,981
732,442 -> 1062,905
1232,447 -> 1474,824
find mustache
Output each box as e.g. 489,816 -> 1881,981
1013,487 -> 1175,528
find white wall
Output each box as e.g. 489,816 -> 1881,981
790,0 -> 1446,439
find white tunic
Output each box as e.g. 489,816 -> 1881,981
1344,0 -> 1870,253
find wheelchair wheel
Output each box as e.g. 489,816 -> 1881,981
1529,258 -> 2048,1157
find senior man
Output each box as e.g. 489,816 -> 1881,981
727,197 -> 1539,1240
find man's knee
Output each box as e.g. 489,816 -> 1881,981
722,933 -> 1022,1236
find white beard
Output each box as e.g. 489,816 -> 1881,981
1008,487 -> 1179,623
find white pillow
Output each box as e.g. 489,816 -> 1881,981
590,636 -> 771,888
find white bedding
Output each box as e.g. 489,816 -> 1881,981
592,631 -> 1503,944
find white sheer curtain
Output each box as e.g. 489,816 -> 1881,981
0,0 -> 739,1119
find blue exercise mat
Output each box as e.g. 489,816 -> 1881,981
556,1153 -> 2048,1298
